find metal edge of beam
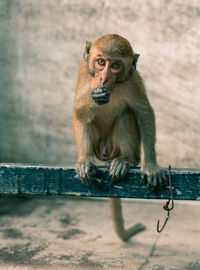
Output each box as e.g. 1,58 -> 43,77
0,164 -> 200,200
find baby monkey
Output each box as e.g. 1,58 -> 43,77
73,34 -> 165,241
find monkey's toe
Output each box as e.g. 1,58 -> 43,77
109,159 -> 129,183
141,166 -> 167,191
75,161 -> 96,185
146,171 -> 167,191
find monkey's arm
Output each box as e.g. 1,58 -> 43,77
136,103 -> 164,187
128,75 -> 164,187
74,60 -> 98,122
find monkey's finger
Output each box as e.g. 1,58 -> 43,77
81,174 -> 91,185
94,86 -> 105,93
110,161 -> 120,182
92,89 -> 110,98
95,87 -> 110,93
77,168 -> 90,185
151,174 -> 160,191
162,172 -> 168,186
110,159 -> 119,172
85,162 -> 97,182
105,161 -> 112,169
101,87 -> 110,93
84,162 -> 91,175
120,162 -> 129,178
141,172 -> 147,185
110,161 -> 129,183
92,92 -> 110,98
101,89 -> 111,96
76,162 -> 96,185
80,163 -> 87,178
88,164 -> 96,177
155,170 -> 166,187
146,174 -> 154,189
115,163 -> 123,178
152,174 -> 158,188
92,96 -> 110,105
111,170 -> 122,184
75,163 -> 83,178
93,86 -> 103,93
110,164 -> 119,178
158,173 -> 164,186
93,97 -> 110,103
80,163 -> 91,184
93,98 -> 110,104
80,177 -> 90,185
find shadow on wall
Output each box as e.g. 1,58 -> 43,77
0,1 -> 199,167
0,2 -> 19,162
0,1 -> 77,165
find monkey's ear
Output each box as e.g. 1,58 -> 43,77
132,53 -> 140,73
83,40 -> 92,60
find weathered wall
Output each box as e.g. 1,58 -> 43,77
0,0 -> 199,167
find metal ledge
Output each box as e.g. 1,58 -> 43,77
0,164 -> 199,200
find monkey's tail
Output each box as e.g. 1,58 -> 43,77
109,198 -> 146,241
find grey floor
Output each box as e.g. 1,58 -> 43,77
0,196 -> 199,270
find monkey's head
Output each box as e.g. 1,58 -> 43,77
83,34 -> 139,91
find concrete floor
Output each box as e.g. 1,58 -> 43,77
0,196 -> 199,270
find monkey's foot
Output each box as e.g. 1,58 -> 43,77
75,161 -> 96,185
107,159 -> 132,183
142,165 -> 167,191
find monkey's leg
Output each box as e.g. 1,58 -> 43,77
109,111 -> 141,182
109,198 -> 146,241
73,120 -> 97,184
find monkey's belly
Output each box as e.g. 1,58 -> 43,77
94,138 -> 119,161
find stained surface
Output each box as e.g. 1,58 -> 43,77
0,196 -> 199,270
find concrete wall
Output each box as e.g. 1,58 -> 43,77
0,0 -> 199,167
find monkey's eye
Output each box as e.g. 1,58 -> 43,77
111,62 -> 120,69
97,59 -> 105,66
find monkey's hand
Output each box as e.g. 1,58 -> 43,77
75,161 -> 96,185
91,87 -> 111,105
141,164 -> 167,191
106,159 -> 133,184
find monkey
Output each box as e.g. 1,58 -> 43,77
72,34 -> 166,241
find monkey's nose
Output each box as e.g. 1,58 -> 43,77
101,78 -> 109,85
100,76 -> 110,87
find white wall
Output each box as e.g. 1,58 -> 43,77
0,0 -> 199,167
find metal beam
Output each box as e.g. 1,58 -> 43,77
0,164 -> 199,200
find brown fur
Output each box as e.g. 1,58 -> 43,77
73,34 -> 165,241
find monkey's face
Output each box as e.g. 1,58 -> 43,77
84,34 -> 139,91
92,54 -> 125,91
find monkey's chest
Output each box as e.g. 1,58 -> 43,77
93,106 -> 120,161
94,100 -> 124,131
94,108 -> 117,136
